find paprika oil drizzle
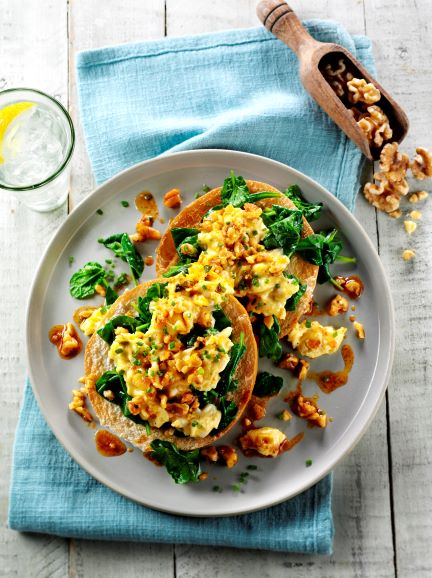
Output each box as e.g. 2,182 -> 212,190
135,191 -> 159,222
95,429 -> 127,457
309,344 -> 355,394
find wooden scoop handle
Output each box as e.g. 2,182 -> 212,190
256,0 -> 320,55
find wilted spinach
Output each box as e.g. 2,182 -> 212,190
217,332 -> 246,396
97,315 -> 140,344
261,205 -> 304,256
284,274 -> 307,312
218,397 -> 238,431
283,184 -> 323,222
104,285 -> 119,306
258,315 -> 282,362
99,233 -> 144,283
218,171 -> 280,209
69,261 -> 107,299
295,229 -> 343,284
253,371 -> 284,397
162,261 -> 193,278
135,282 -> 167,331
150,440 -> 201,484
171,227 -> 201,259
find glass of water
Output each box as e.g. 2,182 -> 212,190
0,88 -> 75,212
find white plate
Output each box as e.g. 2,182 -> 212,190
27,149 -> 394,517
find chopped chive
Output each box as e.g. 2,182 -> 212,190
121,200 -> 130,208
115,348 -> 124,354
232,484 -> 241,492
212,485 -> 221,492
96,209 -> 103,215
305,459 -> 313,467
246,465 -> 257,471
145,422 -> 151,435
97,237 -> 104,243
194,191 -> 201,199
202,184 -> 211,192
68,256 -> 75,266
169,342 -> 176,350
105,259 -> 112,264
305,320 -> 312,328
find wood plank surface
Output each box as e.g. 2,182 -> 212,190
1,0 -> 430,576
364,1 -> 432,576
0,1 -> 70,577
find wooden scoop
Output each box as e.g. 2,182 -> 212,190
256,0 -> 409,160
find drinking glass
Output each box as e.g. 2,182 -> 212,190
0,88 -> 75,212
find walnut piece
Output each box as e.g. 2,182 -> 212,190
278,409 -> 292,422
409,210 -> 422,220
130,215 -> 162,243
218,445 -> 239,469
69,387 -> 93,423
363,143 -> 409,213
163,188 -> 182,208
251,403 -> 266,421
200,446 -> 219,462
409,191 -> 428,203
278,352 -> 299,371
347,78 -> 381,105
353,321 -> 365,339
295,359 -> 310,381
357,105 -> 393,148
291,394 -> 327,428
327,294 -> 349,316
411,147 -> 432,180
402,249 -> 415,262
404,220 -> 417,235
323,58 -> 354,98
389,209 -> 402,219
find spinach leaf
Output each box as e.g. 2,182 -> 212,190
296,229 -> 343,284
283,184 -> 323,222
97,315 -> 140,344
213,306 -> 231,332
253,371 -> 284,397
162,261 -> 193,278
99,233 -> 144,284
218,398 -> 238,431
135,282 -> 167,331
220,171 -> 280,208
258,315 -> 282,362
217,332 -> 246,396
150,440 -> 201,484
284,274 -> 307,312
95,370 -> 150,427
171,227 -> 201,259
69,261 -> 107,299
105,285 -> 119,306
261,205 -> 303,256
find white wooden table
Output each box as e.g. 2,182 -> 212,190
1,1 -> 431,576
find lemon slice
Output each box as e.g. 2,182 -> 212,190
0,101 -> 35,163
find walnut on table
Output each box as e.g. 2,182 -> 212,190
409,191 -> 429,203
411,147 -> 432,180
327,294 -> 349,316
347,78 -> 381,105
290,394 -> 328,428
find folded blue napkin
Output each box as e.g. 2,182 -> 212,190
9,22 -> 375,553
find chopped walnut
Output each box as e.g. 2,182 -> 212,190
327,294 -> 349,316
250,403 -> 266,421
198,472 -> 208,481
103,389 -> 115,401
357,105 -> 392,148
347,78 -> 381,105
178,243 -> 197,257
218,445 -> 239,469
409,210 -> 422,220
290,394 -> 327,428
389,209 -> 402,219
278,352 -> 299,371
295,359 -> 310,381
94,284 -> 106,297
402,249 -> 415,261
404,220 -> 417,235
130,215 -> 162,243
353,321 -> 365,339
69,387 -> 93,423
409,191 -> 429,203
144,255 -> 154,266
411,147 -> 432,180
323,59 -> 354,98
163,188 -> 182,208
200,446 -> 219,463
363,143 -> 409,213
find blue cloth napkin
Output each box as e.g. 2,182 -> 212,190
9,22 -> 375,553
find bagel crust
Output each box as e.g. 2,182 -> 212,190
156,180 -> 318,337
85,280 -> 258,451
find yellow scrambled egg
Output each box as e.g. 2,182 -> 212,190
288,320 -> 347,358
240,427 -> 287,457
80,307 -> 107,336
196,203 -> 299,319
108,268 -> 234,437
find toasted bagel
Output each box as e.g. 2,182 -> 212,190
156,180 -> 318,337
85,280 -> 258,451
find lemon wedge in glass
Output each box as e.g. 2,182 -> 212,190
0,101 -> 35,163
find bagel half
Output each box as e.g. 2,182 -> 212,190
85,280 -> 258,451
156,180 -> 318,337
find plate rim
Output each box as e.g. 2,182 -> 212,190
26,148 -> 395,517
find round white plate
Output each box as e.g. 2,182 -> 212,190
27,149 -> 394,516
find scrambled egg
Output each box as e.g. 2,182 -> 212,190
197,203 -> 299,319
80,306 -> 107,336
239,427 -> 287,457
107,268 -> 233,436
288,320 -> 347,358
171,404 -> 221,438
